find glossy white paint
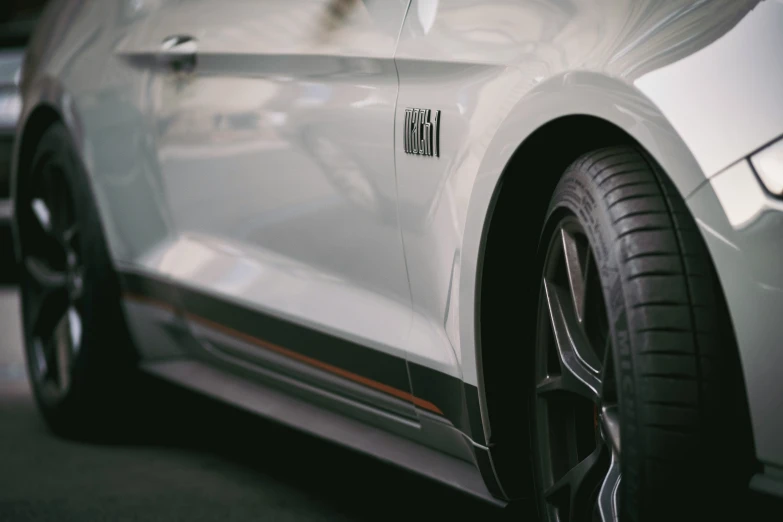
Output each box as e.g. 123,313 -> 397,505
710,160 -> 772,228
131,0 -> 415,361
688,166 -> 783,474
12,0 -> 783,471
393,0 -> 764,389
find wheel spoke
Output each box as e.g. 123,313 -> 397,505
29,196 -> 72,266
31,197 -> 53,233
33,338 -> 49,379
24,257 -> 67,291
561,227 -> 590,324
601,405 -> 621,456
600,335 -> 617,402
33,164 -> 77,247
536,375 -> 565,395
67,307 -> 83,355
22,155 -> 81,398
542,278 -> 602,400
53,315 -> 72,391
538,216 -> 621,521
598,453 -> 621,522
24,257 -> 69,343
545,445 -> 607,521
63,224 -> 79,247
32,196 -> 79,247
44,166 -> 70,234
70,267 -> 85,301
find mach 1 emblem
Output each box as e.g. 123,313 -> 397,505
404,108 -> 440,157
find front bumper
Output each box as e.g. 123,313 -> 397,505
687,158 -> 783,476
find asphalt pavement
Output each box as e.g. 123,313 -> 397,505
0,288 -> 528,522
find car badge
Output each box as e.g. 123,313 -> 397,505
404,108 -> 440,157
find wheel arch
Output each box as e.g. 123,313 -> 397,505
12,70 -> 102,259
12,73 -> 90,198
11,101 -> 67,260
460,73 -> 719,498
474,115 -> 639,498
14,103 -> 63,184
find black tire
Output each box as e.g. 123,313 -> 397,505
532,146 -> 752,521
17,122 -> 137,439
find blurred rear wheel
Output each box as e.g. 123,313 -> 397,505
17,122 -> 137,439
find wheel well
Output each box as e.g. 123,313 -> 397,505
14,104 -> 62,200
477,115 -> 634,498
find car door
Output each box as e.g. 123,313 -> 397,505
142,0 -> 416,418
76,0 -> 199,364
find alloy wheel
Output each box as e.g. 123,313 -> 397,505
535,214 -> 621,522
19,161 -> 84,403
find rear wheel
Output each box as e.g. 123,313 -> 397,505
532,146 -> 752,521
17,122 -> 137,439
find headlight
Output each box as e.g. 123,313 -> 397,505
750,139 -> 783,196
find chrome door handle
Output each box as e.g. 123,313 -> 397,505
160,35 -> 198,72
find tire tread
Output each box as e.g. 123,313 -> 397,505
555,145 -> 750,521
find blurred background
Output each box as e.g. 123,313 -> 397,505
0,3 -> 518,521
0,1 -> 44,284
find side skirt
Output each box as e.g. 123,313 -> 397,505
117,268 -> 507,503
141,358 -> 507,507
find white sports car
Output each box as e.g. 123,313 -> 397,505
11,1 -> 783,520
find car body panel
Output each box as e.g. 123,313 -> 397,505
141,356 -> 504,505
121,0 -> 417,414
15,0 -> 199,363
12,0 -> 783,500
393,1 -> 781,467
687,162 -> 783,473
396,0 -> 762,390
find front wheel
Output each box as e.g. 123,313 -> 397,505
532,146 -> 751,521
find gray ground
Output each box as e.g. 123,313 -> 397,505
0,288 -> 526,521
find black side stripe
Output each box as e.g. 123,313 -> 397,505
118,271 -> 486,441
408,363 -> 485,443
